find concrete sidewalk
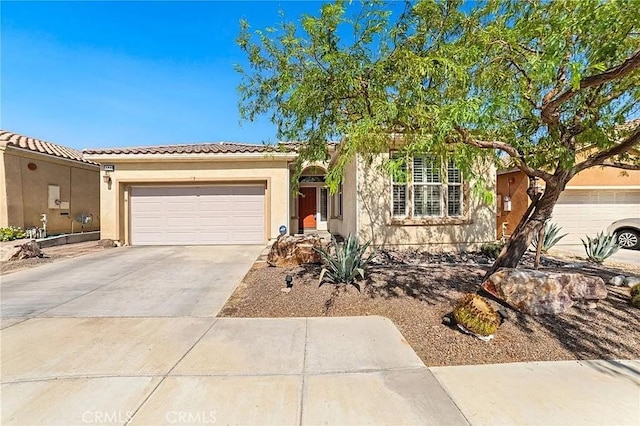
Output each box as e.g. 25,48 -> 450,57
3,315 -> 638,425
1,316 -> 467,425
433,359 -> 640,426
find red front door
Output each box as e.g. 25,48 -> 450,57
299,187 -> 317,231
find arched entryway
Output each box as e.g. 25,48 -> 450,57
296,166 -> 329,233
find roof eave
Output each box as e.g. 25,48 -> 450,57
83,152 -> 298,163
5,145 -> 98,167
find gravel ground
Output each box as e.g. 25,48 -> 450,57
0,241 -> 111,275
219,253 -> 640,367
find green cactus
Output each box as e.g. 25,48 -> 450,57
532,221 -> 568,253
452,294 -> 501,337
582,231 -> 620,263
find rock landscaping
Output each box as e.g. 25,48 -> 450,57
266,234 -> 322,267
0,240 -> 112,275
220,249 -> 640,366
482,268 -> 608,315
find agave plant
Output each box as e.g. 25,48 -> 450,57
314,235 -> 373,291
582,231 -> 620,264
532,221 -> 568,253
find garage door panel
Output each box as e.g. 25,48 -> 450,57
198,202 -> 231,212
166,202 -> 198,212
234,231 -> 265,243
131,185 -> 265,245
552,189 -> 640,245
166,217 -> 197,227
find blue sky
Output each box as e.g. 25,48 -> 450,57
1,1 -> 335,150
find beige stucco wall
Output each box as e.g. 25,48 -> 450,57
0,148 -> 100,233
356,154 -> 497,251
567,165 -> 640,187
97,159 -> 291,244
328,156 -> 358,238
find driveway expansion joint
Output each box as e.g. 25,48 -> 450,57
124,318 -> 220,426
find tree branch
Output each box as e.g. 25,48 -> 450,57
543,47 -> 640,115
575,126 -> 640,172
600,161 -> 640,171
453,126 -> 554,181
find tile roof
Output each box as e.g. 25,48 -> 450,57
0,130 -> 97,165
83,142 -> 295,156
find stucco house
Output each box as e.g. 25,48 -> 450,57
497,164 -> 640,245
83,141 -> 496,250
0,130 -> 100,234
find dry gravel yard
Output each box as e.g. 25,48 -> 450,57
0,240 -> 111,275
219,252 -> 640,367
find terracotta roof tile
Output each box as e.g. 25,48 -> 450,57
0,130 -> 97,165
82,142 -> 296,156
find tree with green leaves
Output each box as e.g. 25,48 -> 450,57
237,0 -> 640,272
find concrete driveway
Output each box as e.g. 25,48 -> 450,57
551,244 -> 640,265
1,245 -> 264,323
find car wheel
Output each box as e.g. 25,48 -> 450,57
616,229 -> 640,250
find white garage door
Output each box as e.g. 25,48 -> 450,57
551,189 -> 640,245
130,185 -> 265,245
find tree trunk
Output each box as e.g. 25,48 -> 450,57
484,182 -> 564,279
534,225 -> 545,269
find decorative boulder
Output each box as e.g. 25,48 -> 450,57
267,234 -> 323,267
98,239 -> 117,248
624,276 -> 640,287
482,268 -> 607,315
7,241 -> 43,261
609,275 -> 625,286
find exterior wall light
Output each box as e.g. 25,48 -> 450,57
503,195 -> 512,212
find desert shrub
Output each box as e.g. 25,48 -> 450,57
452,293 -> 501,337
314,235 -> 373,291
631,294 -> 640,309
532,222 -> 567,253
630,283 -> 640,298
0,226 -> 27,242
480,242 -> 504,259
582,231 -> 620,263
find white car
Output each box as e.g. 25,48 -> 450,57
607,218 -> 640,250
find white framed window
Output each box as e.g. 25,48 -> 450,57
391,153 -> 407,217
391,154 -> 464,219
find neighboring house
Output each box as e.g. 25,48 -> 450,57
497,165 -> 640,245
84,141 -> 496,250
0,130 -> 100,234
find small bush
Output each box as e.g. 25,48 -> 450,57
582,231 -> 620,263
631,294 -> 640,309
630,283 -> 640,298
480,242 -> 504,259
314,235 -> 373,291
532,222 -> 567,253
0,226 -> 27,242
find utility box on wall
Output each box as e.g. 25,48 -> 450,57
47,184 -> 70,210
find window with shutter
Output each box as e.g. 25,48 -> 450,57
391,153 -> 407,217
391,153 -> 464,220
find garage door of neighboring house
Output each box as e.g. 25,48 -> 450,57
551,189 -> 640,245
130,185 -> 265,245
